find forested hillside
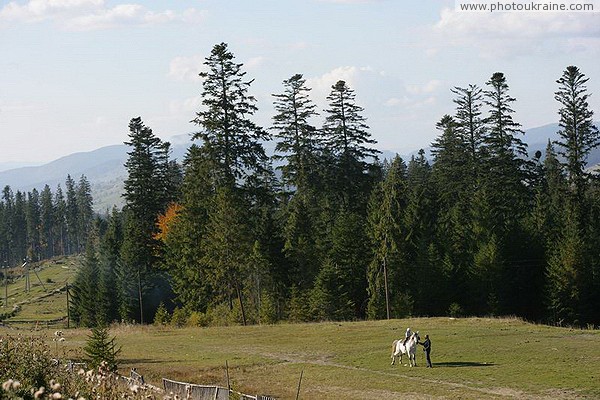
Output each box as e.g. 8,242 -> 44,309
0,175 -> 94,266
58,44 -> 600,327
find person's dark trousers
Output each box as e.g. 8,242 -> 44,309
425,350 -> 432,368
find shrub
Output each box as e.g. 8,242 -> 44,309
448,302 -> 464,318
170,307 -> 189,328
153,302 -> 170,326
186,311 -> 203,327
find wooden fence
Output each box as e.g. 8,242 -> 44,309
162,378 -> 276,400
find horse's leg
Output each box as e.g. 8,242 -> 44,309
391,341 -> 397,365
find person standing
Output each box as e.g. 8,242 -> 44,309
420,334 -> 432,368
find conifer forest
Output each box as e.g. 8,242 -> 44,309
5,43 -> 599,327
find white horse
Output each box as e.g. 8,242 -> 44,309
391,331 -> 420,367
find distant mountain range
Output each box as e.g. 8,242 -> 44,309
0,122 -> 597,212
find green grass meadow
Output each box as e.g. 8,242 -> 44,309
47,318 -> 600,399
1,258 -> 599,399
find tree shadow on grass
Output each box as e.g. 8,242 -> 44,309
433,361 -> 494,368
120,358 -> 178,364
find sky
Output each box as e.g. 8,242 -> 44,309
1,0 -> 599,164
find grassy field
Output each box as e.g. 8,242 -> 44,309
32,317 -> 600,400
2,258 -> 599,399
0,255 -> 80,326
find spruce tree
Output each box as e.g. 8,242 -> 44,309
192,42 -> 270,187
65,175 -> 79,254
121,117 -> 172,323
322,80 -> 379,209
272,74 -> 320,190
366,155 -> 408,320
76,176 -> 94,252
554,65 -> 600,210
39,185 -> 55,259
53,185 -> 67,255
451,84 -> 485,182
159,146 -> 214,312
201,187 -> 252,325
71,234 -> 100,327
25,189 -> 41,261
83,326 -> 121,371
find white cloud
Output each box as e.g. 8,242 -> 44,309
0,0 -> 205,30
169,96 -> 202,115
384,97 -> 410,107
406,79 -> 442,95
0,0 -> 103,22
245,56 -> 265,70
432,6 -> 600,58
307,66 -> 361,99
167,55 -> 207,82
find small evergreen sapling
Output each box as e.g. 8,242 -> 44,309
83,326 -> 121,372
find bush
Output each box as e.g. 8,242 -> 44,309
448,302 -> 464,318
153,302 -> 170,326
170,307 -> 189,328
186,311 -> 204,327
259,293 -> 278,325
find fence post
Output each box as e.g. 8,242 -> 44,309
295,369 -> 304,400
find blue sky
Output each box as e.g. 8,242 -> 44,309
1,0 -> 599,163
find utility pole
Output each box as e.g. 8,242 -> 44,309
65,282 -> 70,329
383,256 -> 390,320
137,268 -> 144,324
3,261 -> 8,308
23,260 -> 29,293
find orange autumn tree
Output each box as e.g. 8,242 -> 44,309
155,202 -> 183,242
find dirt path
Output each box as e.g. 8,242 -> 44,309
250,351 -> 578,400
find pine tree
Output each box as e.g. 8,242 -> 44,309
366,155 -> 408,320
322,80 -> 379,209
12,191 -> 27,264
272,74 -> 320,191
25,189 -> 41,261
65,175 -> 79,254
71,234 -> 100,327
76,176 -> 93,251
121,117 -> 172,323
482,72 -> 529,227
192,42 -> 270,187
53,185 -> 67,256
96,208 -> 122,325
201,187 -> 252,325
159,145 -> 215,312
39,185 -> 55,259
451,84 -> 485,182
554,65 -> 600,211
319,211 -> 370,319
546,212 -> 586,325
83,326 -> 121,371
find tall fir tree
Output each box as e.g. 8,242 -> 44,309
554,65 -> 600,215
451,84 -> 485,184
65,175 -> 79,254
322,80 -> 380,210
121,117 -> 172,323
201,187 -> 252,325
39,185 -> 55,259
192,42 -> 270,187
366,155 -> 408,320
53,185 -> 67,256
71,232 -> 100,327
272,73 -> 320,191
